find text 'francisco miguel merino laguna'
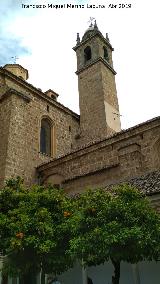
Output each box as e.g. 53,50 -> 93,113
22,3 -> 106,9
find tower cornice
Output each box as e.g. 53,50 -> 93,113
75,57 -> 116,75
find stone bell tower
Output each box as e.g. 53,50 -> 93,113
73,20 -> 121,144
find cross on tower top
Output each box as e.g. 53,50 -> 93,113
88,17 -> 95,27
11,56 -> 19,64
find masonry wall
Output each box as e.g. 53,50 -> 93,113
38,118 -> 160,194
0,69 -> 79,187
0,96 -> 12,186
78,62 -> 108,141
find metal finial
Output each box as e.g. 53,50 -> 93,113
94,20 -> 98,30
11,56 -> 19,64
88,17 -> 95,27
76,33 -> 80,45
106,33 -> 110,42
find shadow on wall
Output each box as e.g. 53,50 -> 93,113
58,260 -> 160,284
152,138 -> 160,170
44,174 -> 64,189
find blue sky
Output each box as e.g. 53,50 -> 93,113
0,0 -> 32,65
1,0 -> 160,129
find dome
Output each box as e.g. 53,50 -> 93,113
85,26 -> 95,33
3,64 -> 29,80
82,21 -> 101,42
82,27 -> 94,41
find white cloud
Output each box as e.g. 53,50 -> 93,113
1,0 -> 160,129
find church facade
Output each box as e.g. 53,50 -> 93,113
0,22 -> 160,283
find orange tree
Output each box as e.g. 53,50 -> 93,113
0,177 -> 73,284
65,185 -> 160,284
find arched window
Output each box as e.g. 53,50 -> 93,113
40,118 -> 52,156
84,46 -> 92,63
103,46 -> 109,62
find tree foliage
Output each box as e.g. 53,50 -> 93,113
65,184 -> 160,284
0,177 -> 73,280
1,179 -> 160,284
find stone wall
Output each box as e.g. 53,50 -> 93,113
0,95 -> 12,186
1,65 -> 160,193
38,117 -> 160,193
0,68 -> 80,187
149,194 -> 160,212
78,62 -> 108,141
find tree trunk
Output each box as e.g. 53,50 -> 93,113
1,273 -> 8,284
111,258 -> 120,284
41,270 -> 46,284
19,272 -> 37,284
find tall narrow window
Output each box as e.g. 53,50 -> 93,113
84,46 -> 92,63
40,118 -> 51,156
103,46 -> 109,62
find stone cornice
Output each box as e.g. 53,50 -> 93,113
0,67 -> 79,120
0,88 -> 31,103
76,57 -> 116,75
63,163 -> 119,183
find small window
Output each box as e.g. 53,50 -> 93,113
84,46 -> 92,63
103,46 -> 109,62
40,118 -> 52,156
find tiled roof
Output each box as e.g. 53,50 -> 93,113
128,170 -> 160,196
105,170 -> 160,196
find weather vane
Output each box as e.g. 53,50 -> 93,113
88,17 -> 95,27
11,56 -> 19,64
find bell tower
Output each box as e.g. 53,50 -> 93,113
73,20 -> 121,143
